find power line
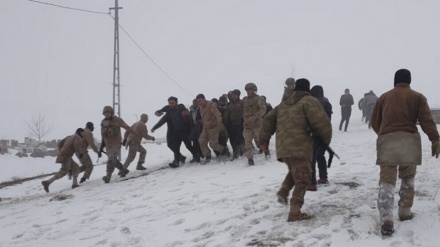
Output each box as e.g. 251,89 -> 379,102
27,0 -> 110,15
109,15 -> 195,97
26,0 -> 194,97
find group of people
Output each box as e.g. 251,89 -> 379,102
40,68 -> 440,237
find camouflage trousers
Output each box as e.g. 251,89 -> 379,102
199,127 -> 225,158
123,141 -> 146,169
78,152 -> 94,179
378,165 -> 417,223
53,157 -> 79,180
279,157 -> 311,208
105,144 -> 124,174
243,126 -> 261,160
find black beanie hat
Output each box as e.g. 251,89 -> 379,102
86,122 -> 94,131
232,89 -> 241,96
294,78 -> 310,92
394,69 -> 411,86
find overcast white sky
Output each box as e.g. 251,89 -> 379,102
2,0 -> 440,141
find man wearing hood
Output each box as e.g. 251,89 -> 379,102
307,85 -> 333,191
259,79 -> 332,221
363,90 -> 379,128
371,69 -> 440,236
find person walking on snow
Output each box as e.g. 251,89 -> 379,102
259,79 -> 332,221
121,114 -> 155,175
41,128 -> 85,192
100,106 -> 138,183
371,69 -> 440,236
77,122 -> 99,183
339,88 -> 354,131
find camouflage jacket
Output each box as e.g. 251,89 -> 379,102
81,128 -> 98,153
56,134 -> 84,163
243,94 -> 266,129
101,116 -> 131,147
124,120 -> 154,144
259,91 -> 332,162
199,101 -> 222,130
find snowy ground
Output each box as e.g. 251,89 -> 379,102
1,120 -> 440,247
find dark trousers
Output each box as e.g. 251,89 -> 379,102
169,131 -> 197,162
228,124 -> 244,156
311,144 -> 327,185
339,110 -> 351,131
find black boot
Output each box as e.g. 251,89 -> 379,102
202,156 -> 211,165
136,162 -> 147,171
248,159 -> 255,166
180,155 -> 186,164
79,177 -> 87,184
169,160 -> 180,168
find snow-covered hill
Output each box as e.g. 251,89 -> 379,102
1,121 -> 440,247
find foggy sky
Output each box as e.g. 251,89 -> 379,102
2,0 -> 440,141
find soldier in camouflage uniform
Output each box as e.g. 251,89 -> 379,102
371,69 -> 440,236
196,94 -> 230,164
77,122 -> 99,184
41,128 -> 85,192
281,77 -> 295,102
259,79 -> 332,222
243,82 -> 266,166
100,106 -> 138,183
122,114 -> 155,174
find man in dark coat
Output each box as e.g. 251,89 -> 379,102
152,96 -> 199,167
339,88 -> 354,131
307,85 -> 333,191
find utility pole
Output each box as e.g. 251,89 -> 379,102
110,0 -> 122,118
110,0 -> 122,159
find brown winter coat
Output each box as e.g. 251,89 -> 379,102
81,127 -> 98,153
199,101 -> 223,130
56,134 -> 84,163
371,83 -> 440,165
124,120 -> 154,144
101,116 -> 134,147
243,94 -> 266,129
259,91 -> 332,162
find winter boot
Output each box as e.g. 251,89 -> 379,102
102,173 -> 112,183
136,162 -> 147,171
180,155 -> 186,164
222,148 -> 231,158
71,176 -> 79,189
287,205 -> 312,222
381,220 -> 394,236
169,160 -> 180,168
264,150 -> 271,159
202,156 -> 211,165
317,178 -> 329,184
79,177 -> 87,184
41,181 -> 51,193
306,184 -> 317,191
378,183 -> 394,234
248,159 -> 255,166
119,168 -> 130,177
276,188 -> 289,205
398,207 -> 414,221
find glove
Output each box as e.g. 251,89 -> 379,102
152,137 -> 155,141
122,139 -> 127,146
78,154 -> 84,159
432,140 -> 440,158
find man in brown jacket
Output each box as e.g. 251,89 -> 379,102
41,128 -> 85,192
223,89 -> 244,160
196,94 -> 230,164
371,69 -> 440,236
122,114 -> 155,174
77,122 -> 99,183
243,82 -> 266,166
100,106 -> 138,183
259,79 -> 332,222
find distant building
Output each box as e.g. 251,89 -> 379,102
10,140 -> 18,148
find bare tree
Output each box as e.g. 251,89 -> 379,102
27,114 -> 54,143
